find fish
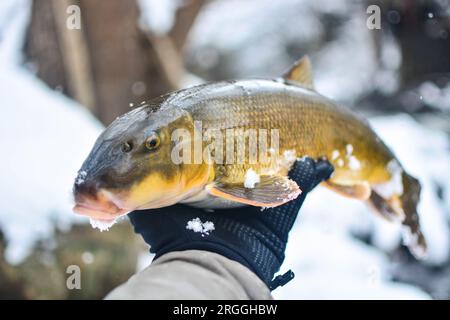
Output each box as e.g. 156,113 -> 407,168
73,56 -> 426,258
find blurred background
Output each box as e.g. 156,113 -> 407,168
0,0 -> 449,299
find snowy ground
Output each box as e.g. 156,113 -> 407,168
1,0 -> 449,299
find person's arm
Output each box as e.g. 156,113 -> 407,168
106,250 -> 271,299
106,158 -> 333,300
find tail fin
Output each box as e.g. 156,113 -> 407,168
368,171 -> 427,259
400,172 -> 427,259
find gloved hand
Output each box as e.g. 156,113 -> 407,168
129,157 -> 334,290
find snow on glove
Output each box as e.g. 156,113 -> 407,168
129,157 -> 334,290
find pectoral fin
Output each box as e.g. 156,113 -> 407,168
207,175 -> 301,207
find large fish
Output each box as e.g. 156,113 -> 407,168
73,56 -> 426,257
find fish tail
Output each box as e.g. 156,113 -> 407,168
368,171 -> 427,259
399,172 -> 427,259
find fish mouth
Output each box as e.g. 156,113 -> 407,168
73,203 -> 128,220
73,190 -> 129,220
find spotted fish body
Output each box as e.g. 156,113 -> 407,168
73,57 -> 426,258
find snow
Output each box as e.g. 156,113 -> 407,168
186,217 -> 203,233
275,149 -> 297,172
344,144 -> 361,170
345,144 -> 353,155
138,0 -> 182,35
90,218 -> 117,232
202,221 -> 215,234
273,226 -> 431,299
75,170 -> 87,186
283,150 -> 297,166
0,0 -> 103,263
418,81 -> 450,111
348,156 -> 361,171
402,226 -> 426,259
331,150 -> 340,160
244,169 -> 260,188
186,217 -> 215,236
136,250 -> 155,272
373,160 -> 403,199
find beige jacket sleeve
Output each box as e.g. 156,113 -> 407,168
105,250 -> 273,300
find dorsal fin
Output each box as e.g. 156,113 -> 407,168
282,56 -> 314,90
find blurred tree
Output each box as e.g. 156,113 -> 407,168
361,0 -> 450,122
377,0 -> 450,86
0,231 -> 27,299
25,0 -> 205,125
2,223 -> 145,300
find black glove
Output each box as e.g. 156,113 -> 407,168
129,157 -> 333,290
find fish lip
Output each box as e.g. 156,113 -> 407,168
73,186 -> 131,219
73,202 -> 128,220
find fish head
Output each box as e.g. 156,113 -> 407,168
73,104 -> 210,221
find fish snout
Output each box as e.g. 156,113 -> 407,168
73,175 -> 99,200
73,169 -> 112,203
73,172 -> 127,220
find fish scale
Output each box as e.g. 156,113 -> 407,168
178,79 -> 394,185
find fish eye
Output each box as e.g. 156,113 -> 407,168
121,141 -> 133,153
145,132 -> 160,151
